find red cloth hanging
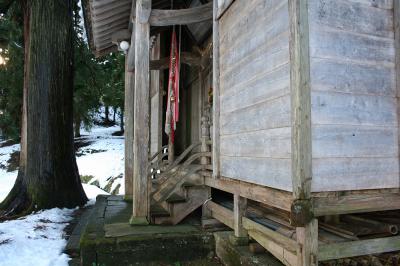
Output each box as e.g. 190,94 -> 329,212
165,29 -> 180,144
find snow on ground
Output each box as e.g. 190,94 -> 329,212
0,124 -> 124,266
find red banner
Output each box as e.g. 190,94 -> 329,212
165,29 -> 180,144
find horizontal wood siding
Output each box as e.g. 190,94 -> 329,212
218,0 -> 292,191
309,0 -> 399,191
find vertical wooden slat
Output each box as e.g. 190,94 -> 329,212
212,0 -> 221,178
393,0 -> 400,191
289,0 -> 317,265
127,0 -> 136,72
130,0 -> 151,225
124,56 -> 134,199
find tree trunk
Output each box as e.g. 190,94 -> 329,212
0,0 -> 87,218
104,105 -> 110,124
74,116 -> 81,138
113,106 -> 116,123
120,111 -> 124,133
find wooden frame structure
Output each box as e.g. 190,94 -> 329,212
82,0 -> 400,264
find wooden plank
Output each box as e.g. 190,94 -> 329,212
247,229 -> 298,266
220,95 -> 291,136
212,0 -> 221,178
309,26 -> 395,66
216,0 -> 234,19
312,157 -> 399,192
149,52 -> 202,70
319,236 -> 400,261
220,63 -> 290,114
311,92 -> 397,127
309,0 -> 394,38
310,58 -> 395,96
312,125 -> 398,158
149,2 -> 212,26
233,194 -> 247,238
150,34 -> 161,157
220,127 -> 291,159
131,0 -> 151,225
206,201 -> 234,229
289,0 -> 312,200
242,217 -> 299,253
313,193 -> 400,216
111,29 -> 130,44
204,176 -> 293,211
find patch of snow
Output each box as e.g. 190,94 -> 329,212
0,208 -> 75,266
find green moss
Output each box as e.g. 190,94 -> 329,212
80,175 -> 94,184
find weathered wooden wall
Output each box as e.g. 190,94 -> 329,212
218,0 -> 292,191
309,0 -> 399,191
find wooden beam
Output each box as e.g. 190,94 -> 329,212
206,201 -> 234,229
289,1 -> 316,265
216,0 -> 235,19
313,193 -> 400,216
319,236 -> 400,261
124,50 -> 134,199
130,0 -> 151,225
148,2 -> 212,26
212,0 -> 221,178
204,176 -> 293,211
149,52 -> 202,70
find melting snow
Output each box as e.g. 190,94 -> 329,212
0,124 -> 123,266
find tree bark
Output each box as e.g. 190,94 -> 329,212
0,0 -> 87,218
120,111 -> 124,133
104,105 -> 110,124
74,116 -> 81,138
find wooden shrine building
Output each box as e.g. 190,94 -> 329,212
82,0 -> 400,265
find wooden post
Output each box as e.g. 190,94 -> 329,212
230,194 -> 248,245
212,0 -> 221,178
289,0 -> 318,264
394,1 -> 400,201
124,55 -> 134,199
130,0 -> 151,225
150,34 -> 162,158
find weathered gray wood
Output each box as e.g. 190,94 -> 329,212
212,0 -> 221,178
309,27 -> 395,66
313,192 -> 400,216
220,63 -> 290,114
310,58 -> 395,96
289,0 -> 312,200
312,157 -> 399,191
394,0 -> 400,198
319,236 -> 400,261
220,156 -> 292,191
149,2 -> 212,26
130,0 -> 151,225
204,176 -> 293,212
150,34 -> 162,158
220,127 -> 291,159
220,95 -> 291,136
233,194 -> 247,238
124,55 -> 134,199
111,29 -> 130,44
127,0 -> 136,72
149,52 -> 202,70
309,0 -> 394,38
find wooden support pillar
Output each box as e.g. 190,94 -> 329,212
124,55 -> 134,199
212,0 -> 221,178
130,0 -> 151,225
289,0 -> 317,265
231,194 -> 248,245
150,34 -> 162,158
